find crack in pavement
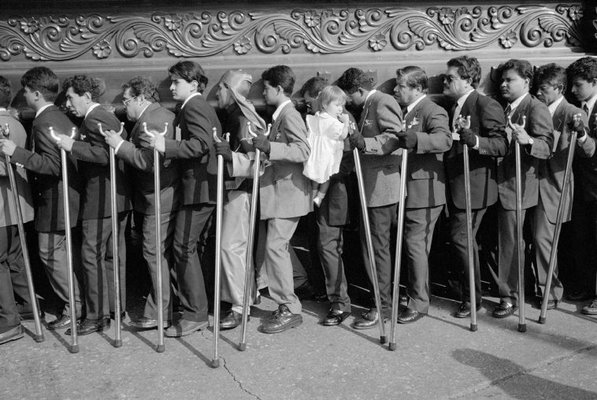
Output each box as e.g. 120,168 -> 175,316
446,343 -> 597,399
221,356 -> 262,400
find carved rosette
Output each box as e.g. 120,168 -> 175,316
0,5 -> 588,62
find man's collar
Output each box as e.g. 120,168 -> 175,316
457,89 -> 475,107
35,103 -> 53,118
272,99 -> 292,121
508,92 -> 529,111
181,92 -> 201,110
548,95 -> 565,116
582,94 -> 597,114
407,94 -> 426,114
364,89 -> 377,103
84,103 -> 100,119
137,102 -> 152,120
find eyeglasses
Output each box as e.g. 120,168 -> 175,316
122,96 -> 136,106
442,74 -> 460,83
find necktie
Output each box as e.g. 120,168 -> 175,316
583,103 -> 590,116
453,102 -> 462,131
504,104 -> 512,117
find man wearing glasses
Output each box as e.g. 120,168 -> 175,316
104,77 -> 178,329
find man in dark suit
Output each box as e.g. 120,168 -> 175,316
56,75 -> 130,335
566,57 -> 597,314
532,63 -> 595,309
493,59 -> 554,318
104,76 -> 178,329
0,67 -> 83,330
145,61 -> 221,337
336,68 -> 403,329
0,76 -> 35,344
393,66 -> 452,323
443,56 -> 508,318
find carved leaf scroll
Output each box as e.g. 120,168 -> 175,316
0,4 -> 589,62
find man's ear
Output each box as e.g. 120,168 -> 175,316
84,92 -> 93,102
190,80 -> 199,93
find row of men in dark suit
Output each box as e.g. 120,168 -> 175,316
1,55 -> 597,345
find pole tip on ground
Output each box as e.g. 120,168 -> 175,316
470,324 -> 478,332
380,335 -> 387,344
69,344 -> 79,354
156,344 -> 165,353
33,334 -> 44,343
238,343 -> 247,352
211,359 -> 220,368
518,323 -> 527,333
538,316 -> 546,324
113,339 -> 122,348
388,342 -> 396,351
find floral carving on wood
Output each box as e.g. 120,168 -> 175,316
0,5 -> 587,61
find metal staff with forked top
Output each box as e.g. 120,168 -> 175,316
142,121 -> 168,353
98,121 -> 125,348
353,106 -> 386,344
238,122 -> 271,352
1,124 -> 44,342
509,114 -> 527,333
538,113 -> 582,324
211,126 -> 229,368
456,115 -> 478,332
49,125 -> 79,353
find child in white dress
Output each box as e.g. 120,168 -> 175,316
303,85 -> 350,206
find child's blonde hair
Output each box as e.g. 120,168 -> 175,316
318,85 -> 347,112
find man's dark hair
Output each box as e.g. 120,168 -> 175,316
20,66 -> 60,102
0,76 -> 11,108
123,76 -> 160,102
535,63 -> 567,92
447,56 -> 482,88
300,76 -> 327,98
336,68 -> 374,94
396,66 -> 428,93
499,59 -> 534,87
169,61 -> 209,93
566,57 -> 597,83
62,75 -> 106,102
261,65 -> 295,96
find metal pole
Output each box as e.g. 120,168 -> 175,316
211,127 -> 227,368
389,150 -> 408,351
49,126 -> 79,353
239,122 -> 271,352
98,122 -> 124,347
539,115 -> 580,323
1,124 -> 44,342
143,122 -> 168,353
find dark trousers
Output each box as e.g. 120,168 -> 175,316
0,226 -> 23,332
316,199 -> 350,313
173,204 -> 214,322
359,203 -> 397,313
567,197 -> 597,295
449,207 -> 487,304
404,206 -> 443,314
142,211 -> 176,321
80,212 -> 127,321
531,202 -> 563,301
38,231 -> 83,317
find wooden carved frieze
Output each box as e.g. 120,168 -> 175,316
0,4 -> 588,62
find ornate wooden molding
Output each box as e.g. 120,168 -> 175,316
0,4 -> 587,62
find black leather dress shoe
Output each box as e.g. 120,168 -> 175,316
454,302 -> 482,319
397,308 -> 425,324
220,310 -> 244,330
492,301 -> 517,318
0,325 -> 23,345
581,298 -> 597,315
129,317 -> 158,329
165,318 -> 208,337
47,314 -> 73,330
260,305 -> 302,334
66,318 -> 110,336
533,298 -> 558,311
323,309 -> 351,326
352,308 -> 387,330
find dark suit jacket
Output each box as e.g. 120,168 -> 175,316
70,105 -> 131,220
11,105 -> 81,232
497,94 -> 554,210
401,96 -> 452,209
573,100 -> 597,202
164,94 -> 222,206
540,98 -> 595,223
116,102 -> 179,215
359,90 -> 403,207
445,91 -> 508,210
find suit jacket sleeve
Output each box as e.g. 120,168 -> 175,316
364,96 -> 403,155
526,101 -> 554,160
70,113 -> 118,165
164,102 -> 210,159
0,119 -> 27,176
269,110 -> 310,163
414,105 -> 452,154
11,125 -> 61,177
476,97 -> 508,157
117,118 -> 175,172
574,112 -> 596,158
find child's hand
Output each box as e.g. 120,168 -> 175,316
338,113 -> 349,124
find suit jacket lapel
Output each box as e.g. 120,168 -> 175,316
271,103 -> 290,142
